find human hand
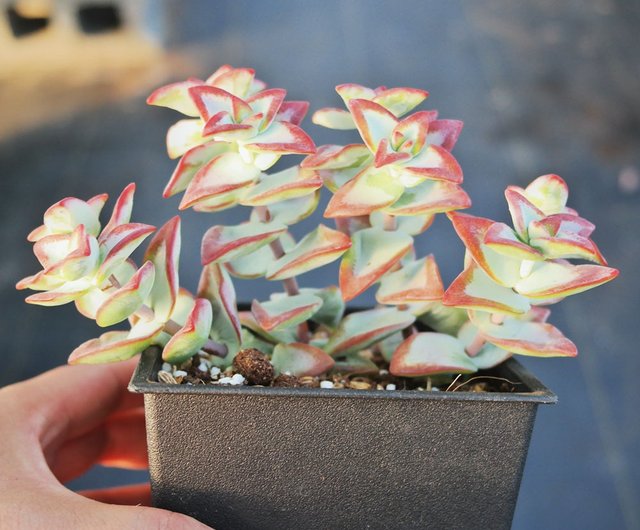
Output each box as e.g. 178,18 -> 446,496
0,357 -> 210,529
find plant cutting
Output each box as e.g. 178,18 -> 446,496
17,65 -> 618,529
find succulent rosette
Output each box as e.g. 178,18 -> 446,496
147,65 -> 315,213
388,174 -> 619,377
443,174 -> 617,315
300,83 -> 472,303
18,184 -> 154,311
17,186 -> 218,365
439,175 -> 616,362
304,83 -> 469,219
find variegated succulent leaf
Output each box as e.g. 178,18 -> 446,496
312,83 -> 429,129
162,298 -> 214,363
443,262 -> 531,316
271,342 -> 335,377
239,311 -> 298,345
515,260 -> 618,300
179,151 -> 262,211
416,302 -> 470,336
298,286 -> 345,329
339,227 -> 413,301
201,221 -> 287,265
332,354 -> 380,374
266,224 -> 351,280
513,174 -> 571,216
249,192 -> 320,227
468,310 -> 578,358
325,307 -> 415,357
96,261 -> 156,327
457,321 -> 512,370
224,233 -> 295,279
68,319 -> 163,365
376,255 -> 444,305
369,211 -> 435,236
198,263 -> 241,357
389,332 -> 477,377
96,223 -> 156,283
251,293 -> 323,332
143,216 -> 180,324
239,166 -> 323,206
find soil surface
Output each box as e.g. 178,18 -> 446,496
158,351 -> 521,393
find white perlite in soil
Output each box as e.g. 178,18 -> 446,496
157,356 -> 450,391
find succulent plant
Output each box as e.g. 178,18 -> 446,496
17,66 -> 619,386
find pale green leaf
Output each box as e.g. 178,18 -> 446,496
389,332 -> 477,376
325,307 -> 415,356
252,293 -> 322,331
271,342 -> 335,376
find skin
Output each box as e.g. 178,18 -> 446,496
0,357 -> 211,529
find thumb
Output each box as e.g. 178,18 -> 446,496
94,503 -> 213,529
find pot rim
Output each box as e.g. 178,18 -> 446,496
129,347 -> 557,404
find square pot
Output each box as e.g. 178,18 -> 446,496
129,348 -> 556,530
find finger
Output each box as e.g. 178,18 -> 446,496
79,482 -> 152,506
113,388 -> 144,413
1,480 -> 211,529
50,408 -> 148,483
16,356 -> 141,449
99,407 -> 148,469
97,504 -> 213,529
49,424 -> 107,483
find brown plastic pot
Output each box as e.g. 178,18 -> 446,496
129,346 -> 555,530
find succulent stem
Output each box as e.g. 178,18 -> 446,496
465,313 -> 505,357
253,206 -> 310,342
268,235 -> 300,296
402,325 -> 417,339
382,213 -> 397,231
465,332 -> 486,357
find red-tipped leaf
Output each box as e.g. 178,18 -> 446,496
339,227 -> 413,301
202,221 -> 286,265
390,332 -> 476,376
143,216 -> 181,323
271,342 -> 335,377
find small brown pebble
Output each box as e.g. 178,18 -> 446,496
232,348 -> 274,385
272,374 -> 301,387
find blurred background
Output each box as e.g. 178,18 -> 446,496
1,0 -> 638,528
